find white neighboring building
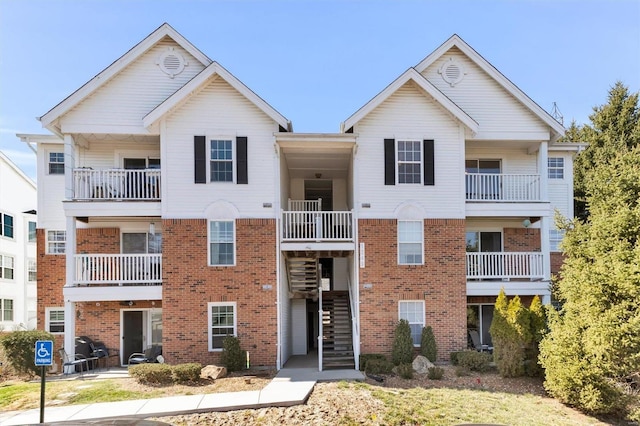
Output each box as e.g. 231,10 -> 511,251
0,151 -> 37,330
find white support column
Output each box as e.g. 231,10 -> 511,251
63,134 -> 76,200
540,215 -> 551,283
538,141 -> 548,202
63,300 -> 76,373
63,214 -> 77,372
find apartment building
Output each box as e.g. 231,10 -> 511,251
24,23 -> 580,370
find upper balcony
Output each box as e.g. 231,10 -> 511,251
466,252 -> 544,281
73,168 -> 161,201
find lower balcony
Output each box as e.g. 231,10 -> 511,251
466,252 -> 544,280
281,211 -> 353,241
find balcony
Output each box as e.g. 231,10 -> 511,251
466,252 -> 544,280
73,169 -> 161,201
74,254 -> 162,286
466,173 -> 541,202
282,211 -> 353,241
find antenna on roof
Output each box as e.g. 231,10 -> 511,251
551,102 -> 564,125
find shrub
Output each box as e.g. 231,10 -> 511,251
427,366 -> 444,380
455,366 -> 470,376
364,357 -> 394,375
172,363 -> 202,383
391,319 -> 414,366
490,290 -> 531,378
420,326 -> 437,362
449,351 -> 464,366
396,362 -> 413,379
220,336 -> 246,372
456,350 -> 492,372
359,354 -> 387,372
129,363 -> 173,385
0,330 -> 55,377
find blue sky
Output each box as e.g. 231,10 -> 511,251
1,0 -> 639,181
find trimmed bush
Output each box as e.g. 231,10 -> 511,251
129,363 -> 173,385
364,357 -> 394,375
427,366 -> 444,380
449,351 -> 464,366
455,366 -> 470,376
0,330 -> 55,377
359,354 -> 387,372
396,362 -> 413,379
420,326 -> 437,362
172,363 -> 202,383
391,319 -> 414,366
456,350 -> 492,372
220,336 -> 246,372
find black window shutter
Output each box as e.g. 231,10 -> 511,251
194,135 -> 206,184
424,139 -> 435,186
236,136 -> 248,184
384,138 -> 395,185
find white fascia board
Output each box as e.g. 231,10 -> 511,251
59,124 -> 153,135
143,62 -> 292,131
275,132 -> 357,147
342,68 -> 478,134
39,23 -> 212,131
415,34 -> 565,140
63,285 -> 162,302
549,142 -> 588,152
466,281 -> 551,297
17,134 -> 63,144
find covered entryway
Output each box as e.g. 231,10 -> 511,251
120,308 -> 162,365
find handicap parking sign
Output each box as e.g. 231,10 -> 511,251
35,340 -> 53,366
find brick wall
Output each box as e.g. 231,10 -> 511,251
358,219 -> 467,361
550,252 -> 565,276
503,228 -> 541,252
162,218 -> 278,367
36,228 -> 65,331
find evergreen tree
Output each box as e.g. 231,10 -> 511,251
420,326 -> 437,362
391,319 -> 414,365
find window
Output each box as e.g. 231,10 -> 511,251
0,213 -> 14,238
467,304 -> 494,347
208,302 -> 236,350
46,308 -> 64,333
548,157 -> 564,179
0,255 -> 14,280
209,221 -> 235,266
550,229 -> 565,252
49,152 -> 65,175
399,301 -> 425,346
47,230 -> 66,254
28,258 -> 37,282
398,221 -> 423,265
28,221 -> 37,242
397,140 -> 422,184
210,139 -> 233,182
1,299 -> 13,321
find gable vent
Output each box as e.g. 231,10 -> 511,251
438,57 -> 466,87
156,47 -> 188,79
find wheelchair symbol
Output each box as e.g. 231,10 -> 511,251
37,343 -> 50,358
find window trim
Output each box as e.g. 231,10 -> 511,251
48,152 -> 65,175
46,230 -> 66,255
208,220 -> 236,267
1,299 -> 14,322
548,157 -> 565,179
0,254 -> 15,280
398,300 -> 425,347
0,212 -> 14,239
550,229 -> 565,252
207,302 -> 237,351
396,140 -> 423,185
28,258 -> 37,282
398,220 -> 424,265
28,221 -> 37,243
45,307 -> 65,334
209,137 -> 235,183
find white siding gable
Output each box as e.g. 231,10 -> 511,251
61,38 -> 206,134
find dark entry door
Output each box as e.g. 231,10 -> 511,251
123,311 -> 143,363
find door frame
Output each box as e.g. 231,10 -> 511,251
119,308 -> 162,365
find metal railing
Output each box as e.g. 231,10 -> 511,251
281,211 -> 353,241
73,168 -> 161,200
347,275 -> 359,368
74,253 -> 162,286
465,173 -> 541,201
466,252 -> 544,280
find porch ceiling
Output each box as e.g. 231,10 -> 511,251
282,146 -> 352,180
284,250 -> 352,259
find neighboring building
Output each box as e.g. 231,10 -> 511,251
0,151 -> 37,331
24,23 -> 581,370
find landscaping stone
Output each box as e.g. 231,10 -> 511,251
412,355 -> 434,374
200,365 -> 227,380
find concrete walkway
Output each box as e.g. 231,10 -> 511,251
0,367 -> 364,425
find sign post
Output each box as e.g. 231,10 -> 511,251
35,340 -> 53,424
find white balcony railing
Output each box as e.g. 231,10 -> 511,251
282,211 -> 353,241
74,254 -> 162,286
466,173 -> 541,202
466,252 -> 544,280
73,169 -> 161,200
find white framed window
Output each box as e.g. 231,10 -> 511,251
397,140 -> 422,184
0,255 -> 14,280
399,300 -> 425,346
45,308 -> 65,333
209,221 -> 235,266
210,139 -> 234,182
550,229 -> 565,252
0,213 -> 14,239
47,230 -> 66,254
28,258 -> 37,282
1,299 -> 13,321
49,152 -> 65,175
398,220 -> 423,265
28,221 -> 37,243
548,157 -> 564,179
208,302 -> 236,351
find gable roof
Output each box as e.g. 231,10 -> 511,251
341,67 -> 479,134
414,34 -> 565,139
39,23 -> 212,134
143,61 -> 292,131
0,151 -> 36,190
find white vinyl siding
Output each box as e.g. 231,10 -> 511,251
399,300 -> 425,346
208,302 -> 236,351
398,220 -> 423,265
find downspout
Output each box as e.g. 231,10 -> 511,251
274,142 -> 282,371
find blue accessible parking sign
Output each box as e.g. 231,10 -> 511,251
35,340 -> 53,366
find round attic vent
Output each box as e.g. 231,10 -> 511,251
156,47 -> 188,78
438,57 -> 466,87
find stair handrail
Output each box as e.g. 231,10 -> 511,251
347,275 -> 359,366
318,284 -> 323,372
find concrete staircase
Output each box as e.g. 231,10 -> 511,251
321,291 -> 355,369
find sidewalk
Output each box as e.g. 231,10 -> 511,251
0,368 -> 364,425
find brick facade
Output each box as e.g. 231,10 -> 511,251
162,218 -> 278,367
503,227 -> 541,252
358,219 -> 467,361
550,252 -> 565,276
